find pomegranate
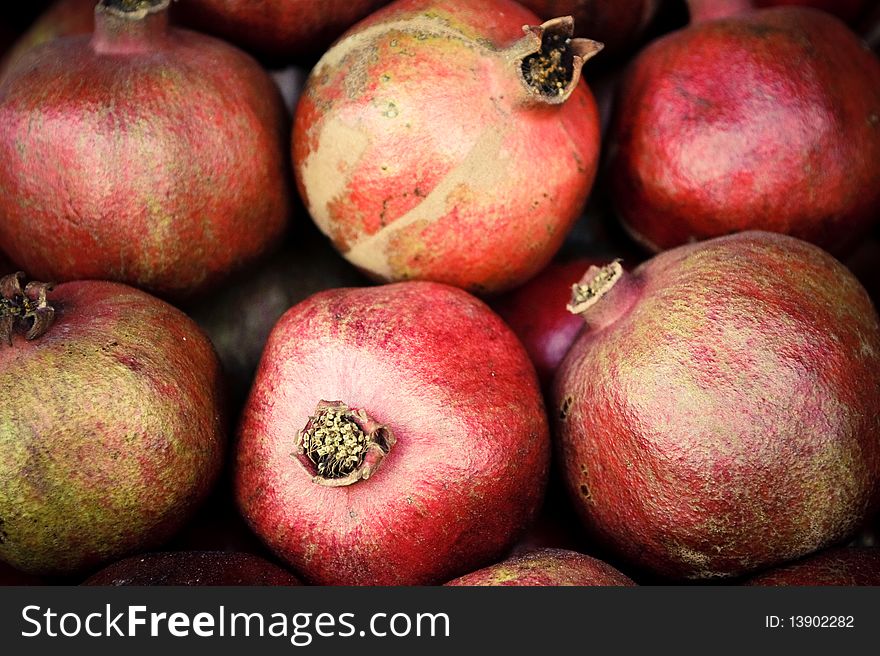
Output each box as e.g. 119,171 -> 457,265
83,552 -> 301,586
754,0 -> 872,24
608,2 -> 880,255
173,0 -> 392,61
0,0 -> 94,80
187,223 -> 368,409
519,0 -> 659,57
293,0 -> 603,295
0,273 -> 226,576
493,258 -> 607,388
744,548 -> 880,585
0,0 -> 291,299
236,282 -> 550,585
445,548 -> 635,586
553,231 -> 880,580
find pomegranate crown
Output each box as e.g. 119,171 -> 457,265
515,17 -> 604,105
0,272 -> 55,346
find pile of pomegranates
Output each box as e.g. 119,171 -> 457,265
0,0 -> 878,590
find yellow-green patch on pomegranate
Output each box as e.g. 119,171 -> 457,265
0,275 -> 226,576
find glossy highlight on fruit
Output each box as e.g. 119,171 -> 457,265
554,232 -> 880,579
237,281 -> 550,585
608,6 -> 880,255
294,0 -> 603,294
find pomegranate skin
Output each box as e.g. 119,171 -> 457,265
83,552 -> 301,586
744,548 -> 880,585
608,8 -> 880,255
236,282 -> 550,586
0,2 -> 291,299
174,0 -> 392,61
0,280 -> 226,576
554,231 -> 880,580
0,0 -> 94,80
754,1 -> 870,24
519,0 -> 659,57
187,224 -> 368,409
493,259 -> 603,388
294,0 -> 602,294
445,548 -> 635,586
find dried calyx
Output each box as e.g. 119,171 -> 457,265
567,261 -> 623,315
566,260 -> 642,332
517,17 -> 603,104
295,401 -> 396,487
0,272 -> 55,346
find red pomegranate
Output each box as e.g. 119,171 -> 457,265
518,0 -> 659,58
608,2 -> 880,255
0,0 -> 291,299
553,232 -> 880,580
0,0 -> 94,79
744,548 -> 880,585
173,0 -> 392,61
445,548 -> 635,586
493,258 -> 606,388
293,0 -> 603,294
0,273 -> 226,576
236,282 -> 550,585
83,552 -> 301,586
754,0 -> 872,24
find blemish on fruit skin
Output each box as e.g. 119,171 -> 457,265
559,395 -> 573,420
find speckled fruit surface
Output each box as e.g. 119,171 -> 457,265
294,0 -> 602,294
445,548 -> 635,586
744,547 -> 880,585
0,278 -> 226,576
0,0 -> 291,299
554,232 -> 880,579
237,281 -> 549,585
